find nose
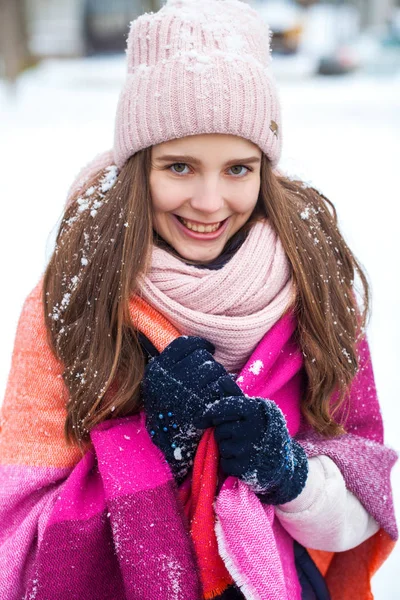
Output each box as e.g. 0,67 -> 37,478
189,178 -> 224,214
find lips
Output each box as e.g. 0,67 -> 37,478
172,214 -> 229,240
179,217 -> 221,233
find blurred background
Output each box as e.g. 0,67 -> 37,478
0,1 -> 399,597
1,0 -> 400,80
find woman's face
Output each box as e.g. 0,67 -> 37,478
150,134 -> 262,263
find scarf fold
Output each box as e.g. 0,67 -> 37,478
140,220 -> 296,372
0,283 -> 397,600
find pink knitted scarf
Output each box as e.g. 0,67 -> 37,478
140,220 -> 295,372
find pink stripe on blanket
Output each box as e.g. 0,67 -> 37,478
0,464 -> 72,600
298,334 -> 398,540
215,478 -> 301,600
300,433 -> 399,540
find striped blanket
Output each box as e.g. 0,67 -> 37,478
0,282 -> 397,599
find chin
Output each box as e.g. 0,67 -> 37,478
175,244 -> 223,264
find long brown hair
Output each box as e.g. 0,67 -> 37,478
43,149 -> 369,445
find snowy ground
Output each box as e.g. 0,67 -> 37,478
0,56 -> 399,598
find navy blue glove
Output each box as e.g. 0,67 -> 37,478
141,335 -> 242,483
193,395 -> 309,505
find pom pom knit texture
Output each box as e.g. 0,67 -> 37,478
113,0 -> 282,168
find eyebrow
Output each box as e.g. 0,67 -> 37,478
155,154 -> 261,166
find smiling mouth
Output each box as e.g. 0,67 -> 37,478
176,216 -> 226,233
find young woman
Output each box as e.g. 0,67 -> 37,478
0,1 -> 397,599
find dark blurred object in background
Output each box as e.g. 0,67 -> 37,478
0,0 -> 36,84
253,0 -> 400,76
258,1 -> 305,54
84,0 -> 156,55
0,0 -> 162,84
0,0 -> 399,83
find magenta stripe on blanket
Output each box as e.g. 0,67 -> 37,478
238,312 -> 303,437
27,483 -> 200,599
106,488 -> 200,598
241,311 -> 297,376
47,449 -> 107,524
48,414 -> 175,524
26,511 -> 126,600
91,413 -> 174,498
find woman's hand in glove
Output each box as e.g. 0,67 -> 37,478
141,335 -> 242,484
193,395 -> 309,505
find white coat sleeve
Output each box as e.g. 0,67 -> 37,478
275,455 -> 380,552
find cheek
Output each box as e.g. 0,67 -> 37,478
228,179 -> 260,214
150,174 -> 187,213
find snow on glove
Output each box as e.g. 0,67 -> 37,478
141,335 -> 243,484
193,395 -> 309,505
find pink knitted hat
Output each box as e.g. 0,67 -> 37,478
113,0 -> 282,169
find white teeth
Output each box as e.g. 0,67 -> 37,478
181,218 -> 221,233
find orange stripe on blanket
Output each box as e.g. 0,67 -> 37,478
180,429 -> 234,599
0,282 -> 83,468
309,529 -> 396,600
0,291 -> 178,468
129,295 -> 179,352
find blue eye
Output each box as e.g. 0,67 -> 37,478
228,165 -> 250,177
170,163 -> 190,175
